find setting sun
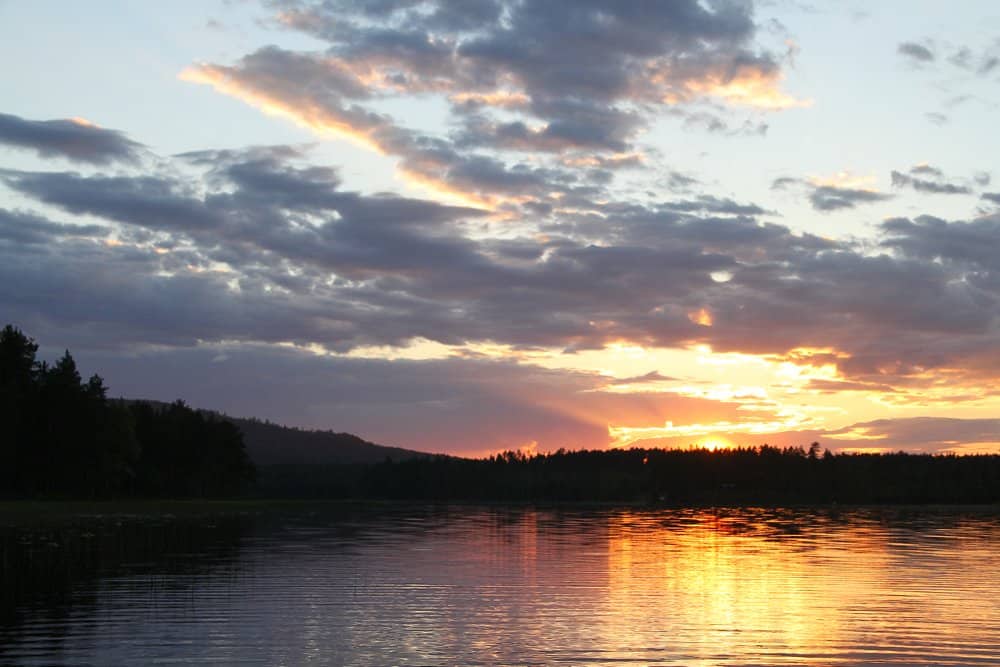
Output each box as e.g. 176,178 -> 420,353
698,437 -> 732,451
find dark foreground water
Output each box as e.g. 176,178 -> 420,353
2,504 -> 999,666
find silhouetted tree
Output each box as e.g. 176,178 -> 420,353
0,326 -> 39,495
1,325 -> 254,499
131,400 -> 255,497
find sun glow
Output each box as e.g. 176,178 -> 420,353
698,437 -> 732,451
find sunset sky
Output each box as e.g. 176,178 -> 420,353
2,0 -> 999,456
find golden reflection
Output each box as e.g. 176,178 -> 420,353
599,510 -> 890,664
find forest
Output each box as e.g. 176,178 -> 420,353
0,325 -> 255,498
345,446 -> 1000,504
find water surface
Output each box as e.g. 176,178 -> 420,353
2,504 -> 999,665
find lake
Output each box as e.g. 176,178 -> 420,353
2,503 -> 999,666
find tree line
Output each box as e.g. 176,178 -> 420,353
349,446 -> 1000,504
1,325 -> 255,499
256,444 -> 1000,504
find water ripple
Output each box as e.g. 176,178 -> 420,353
2,505 -> 999,666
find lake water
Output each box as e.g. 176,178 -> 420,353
2,504 -> 999,666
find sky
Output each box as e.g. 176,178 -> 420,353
1,0 -> 999,457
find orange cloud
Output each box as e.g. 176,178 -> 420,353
688,307 -> 713,327
69,116 -> 98,128
449,90 -> 530,109
649,62 -> 810,110
179,65 -> 387,154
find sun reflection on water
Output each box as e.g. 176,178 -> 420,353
4,506 -> 1000,665
600,510 -> 892,664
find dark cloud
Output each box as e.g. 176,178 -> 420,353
825,417 -> 1000,454
900,39 -> 1000,84
662,195 -> 766,216
897,41 -> 935,63
881,214 -> 1000,270
454,107 -> 643,153
890,169 -> 972,195
808,185 -> 892,211
981,193 -> 1000,205
909,164 -> 943,177
772,176 -> 892,211
0,112 -> 144,165
668,108 -> 770,136
947,45 -> 1000,75
0,208 -> 108,245
979,56 -> 1000,75
664,171 -> 699,191
1,170 -> 227,232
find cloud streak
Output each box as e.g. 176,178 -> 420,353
0,112 -> 144,165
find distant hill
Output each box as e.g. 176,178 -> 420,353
121,400 -> 432,465
230,416 -> 431,465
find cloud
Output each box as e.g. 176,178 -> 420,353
661,195 -> 766,216
806,379 -> 897,394
1,170 -> 227,232
2,124 -> 999,400
663,170 -> 699,191
772,176 -> 892,211
909,163 -> 943,177
897,41 -> 935,64
606,371 -> 679,386
947,44 -> 1000,75
880,214 -> 1000,270
0,208 -> 108,245
180,1 -> 805,206
0,112 -> 144,165
897,38 -> 998,74
454,108 -> 643,154
597,414 -> 1000,454
808,185 -> 892,211
666,108 -> 771,136
599,414 -> 1000,455
890,167 -> 973,195
825,417 -> 1000,454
